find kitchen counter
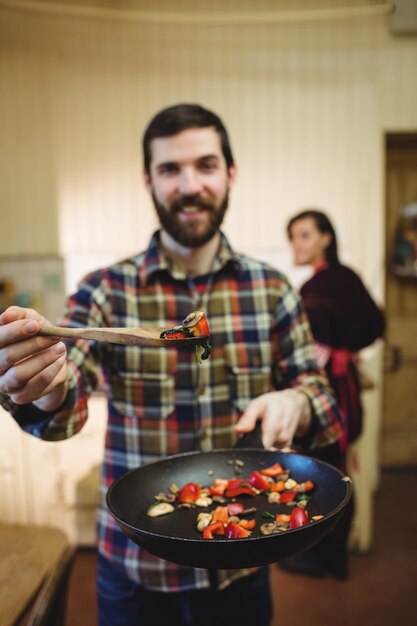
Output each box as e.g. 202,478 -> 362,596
0,523 -> 73,626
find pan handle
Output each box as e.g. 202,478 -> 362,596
234,420 -> 264,449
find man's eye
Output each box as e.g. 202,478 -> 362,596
199,161 -> 218,172
159,164 -> 179,175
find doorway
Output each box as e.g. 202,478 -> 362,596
383,133 -> 417,466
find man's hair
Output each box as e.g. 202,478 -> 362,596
287,208 -> 340,265
142,103 -> 235,173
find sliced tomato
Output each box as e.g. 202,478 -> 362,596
290,507 -> 309,528
177,482 -> 201,503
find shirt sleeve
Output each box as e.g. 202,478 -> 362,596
0,273 -> 107,441
271,281 -> 344,449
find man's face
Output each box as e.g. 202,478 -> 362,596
144,127 -> 236,248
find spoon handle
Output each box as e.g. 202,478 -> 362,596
38,325 -> 206,347
39,325 -> 116,342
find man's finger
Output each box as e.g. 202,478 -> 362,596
235,396 -> 265,433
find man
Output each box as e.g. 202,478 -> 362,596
0,104 -> 342,626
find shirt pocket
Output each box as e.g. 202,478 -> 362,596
110,346 -> 177,419
224,343 -> 272,414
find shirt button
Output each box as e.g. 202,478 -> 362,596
199,385 -> 206,395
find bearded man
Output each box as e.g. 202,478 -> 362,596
0,103 -> 342,626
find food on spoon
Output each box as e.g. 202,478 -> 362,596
159,311 -> 212,363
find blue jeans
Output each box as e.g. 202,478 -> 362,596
97,554 -> 273,626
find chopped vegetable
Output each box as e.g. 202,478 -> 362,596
209,478 -> 229,496
203,521 -> 225,539
225,520 -> 250,539
247,470 -> 270,492
227,502 -> 245,516
279,490 -> 296,504
261,463 -> 285,477
177,482 -> 201,503
147,502 -> 175,517
225,479 -> 257,498
160,310 -> 212,362
146,458 -> 320,540
290,507 -> 309,528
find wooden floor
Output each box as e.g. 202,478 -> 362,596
66,469 -> 417,626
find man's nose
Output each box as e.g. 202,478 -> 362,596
178,168 -> 203,195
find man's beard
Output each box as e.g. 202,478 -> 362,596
151,190 -> 229,248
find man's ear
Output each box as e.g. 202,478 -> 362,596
143,170 -> 152,192
228,165 -> 237,187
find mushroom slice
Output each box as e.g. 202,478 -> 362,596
196,512 -> 213,532
195,496 -> 213,507
260,522 -> 278,535
154,492 -> 176,503
147,502 -> 174,517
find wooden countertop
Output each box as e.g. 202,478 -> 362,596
0,523 -> 72,626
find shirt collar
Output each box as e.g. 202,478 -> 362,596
138,230 -> 242,285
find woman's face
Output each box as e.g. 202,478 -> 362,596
288,217 -> 332,266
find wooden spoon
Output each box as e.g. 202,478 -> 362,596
38,325 -> 208,348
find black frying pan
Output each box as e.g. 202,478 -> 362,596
106,433 -> 352,570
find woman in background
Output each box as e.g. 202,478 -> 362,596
283,209 -> 385,579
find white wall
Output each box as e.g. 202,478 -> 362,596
1,1 -> 416,302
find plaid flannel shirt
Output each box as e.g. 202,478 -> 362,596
2,231 -> 342,592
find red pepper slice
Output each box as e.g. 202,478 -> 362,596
296,480 -> 315,493
269,480 -> 286,493
290,507 -> 309,528
227,478 -> 247,490
177,482 -> 201,503
238,518 -> 256,530
247,470 -> 270,492
279,490 -> 296,504
192,316 -> 210,337
202,521 -> 225,539
212,506 -> 229,523
261,463 -> 285,477
225,485 -> 256,498
209,479 -> 228,496
163,330 -> 190,340
225,521 -> 250,539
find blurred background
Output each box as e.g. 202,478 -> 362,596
0,1 -> 416,620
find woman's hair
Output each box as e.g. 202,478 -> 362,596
142,103 -> 235,174
287,209 -> 340,264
